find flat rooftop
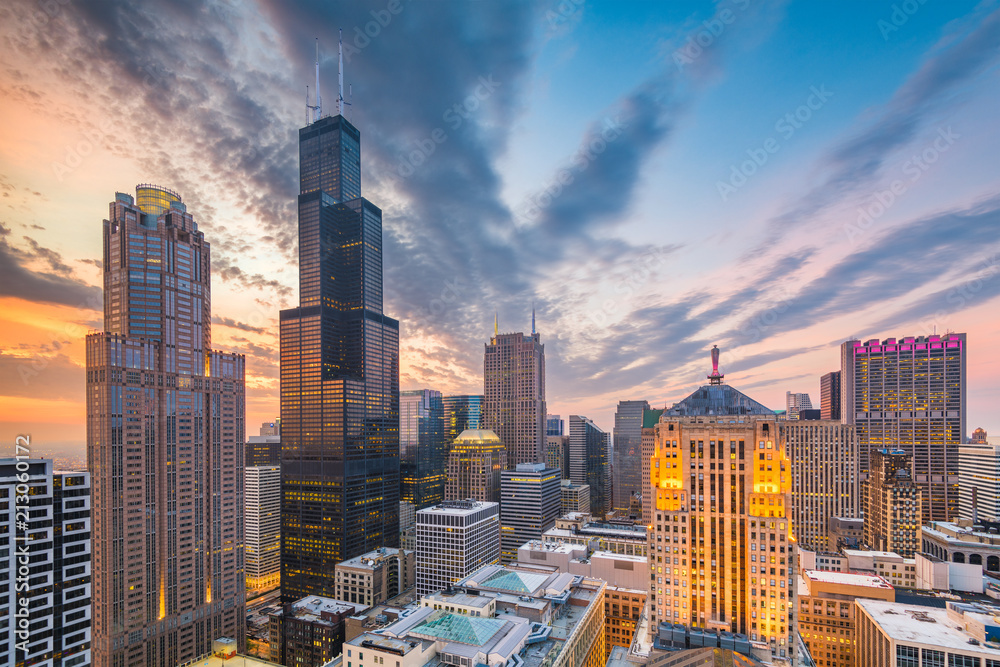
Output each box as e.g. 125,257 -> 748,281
804,570 -> 893,590
424,591 -> 493,609
857,599 -> 1000,654
843,549 -> 909,560
338,548 -> 412,569
195,656 -> 283,667
274,596 -> 368,624
418,500 -> 498,516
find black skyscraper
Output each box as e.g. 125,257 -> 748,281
280,110 -> 400,602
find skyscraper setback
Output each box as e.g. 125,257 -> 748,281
280,103 -> 401,599
484,326 -> 546,468
87,186 -> 246,666
841,334 -> 966,522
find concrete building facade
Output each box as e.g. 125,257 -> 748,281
500,463 -> 561,564
246,465 -> 281,590
484,329 -> 546,469
416,500 -> 500,596
334,548 -> 415,606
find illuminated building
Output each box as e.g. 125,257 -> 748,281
445,429 -> 506,503
401,389 -> 446,509
784,392 -> 812,421
443,395 -> 485,443
819,372 -> 841,421
416,500 -> 500,596
841,334 -> 966,522
641,408 -> 665,525
569,415 -> 610,518
86,186 -> 246,665
780,420 -> 859,551
862,450 -> 920,557
484,325 -> 546,469
647,347 -> 798,664
970,427 -> 988,444
796,570 -> 894,667
280,106 -> 401,601
613,400 -> 650,516
246,465 -> 281,590
499,463 -> 561,564
561,479 -> 591,514
269,597 -> 368,667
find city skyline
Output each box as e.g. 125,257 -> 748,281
3,0 -> 1000,456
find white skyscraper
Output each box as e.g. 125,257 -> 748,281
415,500 -> 500,596
246,465 -> 281,590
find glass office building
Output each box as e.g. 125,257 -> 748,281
401,389 -> 446,509
281,113 -> 401,602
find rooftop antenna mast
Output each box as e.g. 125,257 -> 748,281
315,38 -> 322,121
338,28 -> 351,117
306,39 -> 321,122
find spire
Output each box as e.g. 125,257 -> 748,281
531,303 -> 536,335
494,311 -> 498,337
337,28 -> 344,115
708,344 -> 724,385
314,38 -> 321,122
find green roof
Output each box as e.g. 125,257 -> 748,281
412,612 -> 505,646
642,409 -> 665,429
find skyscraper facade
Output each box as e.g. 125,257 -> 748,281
445,429 -> 507,503
569,415 -> 610,518
647,350 -> 797,664
415,500 -> 500,596
547,414 -> 565,436
780,420 -> 859,551
784,392 -> 812,420
246,465 -> 282,590
959,442 -> 1000,522
281,110 -> 401,602
641,408 -> 665,525
500,463 -> 561,563
612,400 -> 650,514
87,186 -> 246,666
862,450 -> 921,557
841,334 -> 966,522
819,371 -> 841,420
400,389 -> 446,509
0,459 -> 91,667
443,395 -> 484,443
484,330 -> 545,469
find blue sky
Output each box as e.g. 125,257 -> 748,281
0,0 -> 998,452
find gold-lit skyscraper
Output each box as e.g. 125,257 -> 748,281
445,429 -> 507,503
87,186 -> 246,666
648,348 -> 798,664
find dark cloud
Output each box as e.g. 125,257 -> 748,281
0,223 -> 101,309
214,257 -> 293,298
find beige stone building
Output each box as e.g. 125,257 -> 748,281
863,450 -> 921,556
334,547 -> 415,606
797,570 -> 894,667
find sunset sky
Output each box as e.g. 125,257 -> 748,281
2,0 -> 999,456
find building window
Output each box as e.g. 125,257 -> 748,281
948,656 -> 979,667
897,645 -> 919,667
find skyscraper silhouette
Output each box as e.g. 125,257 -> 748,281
280,104 -> 401,601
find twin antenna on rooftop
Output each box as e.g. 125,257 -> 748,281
306,30 -> 351,124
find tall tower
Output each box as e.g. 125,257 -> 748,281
841,334 -> 966,522
280,59 -> 401,601
87,186 -> 246,666
483,326 -> 546,469
400,389 -> 446,509
569,415 -> 610,517
613,400 -> 650,515
648,346 -> 798,665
